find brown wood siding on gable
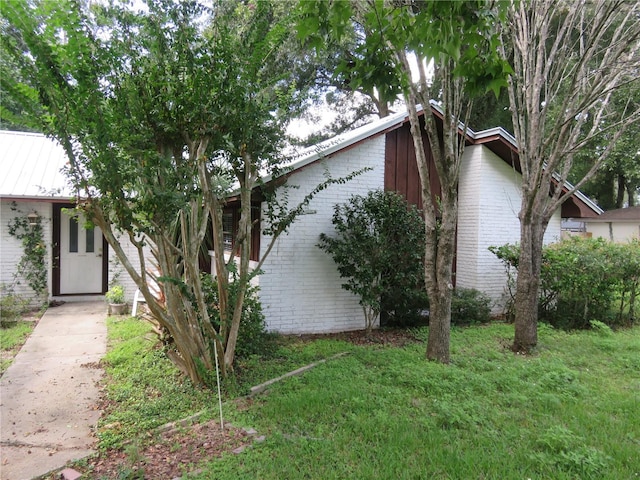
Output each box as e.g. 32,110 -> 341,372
384,122 -> 441,211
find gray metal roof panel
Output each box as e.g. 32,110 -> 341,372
0,130 -> 72,199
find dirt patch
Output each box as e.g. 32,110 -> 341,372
69,420 -> 252,479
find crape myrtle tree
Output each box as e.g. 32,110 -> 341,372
298,0 -> 511,363
500,0 -> 640,352
0,0 -> 344,383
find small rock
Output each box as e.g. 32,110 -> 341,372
254,435 -> 266,443
60,468 -> 83,480
243,427 -> 258,435
233,446 -> 247,454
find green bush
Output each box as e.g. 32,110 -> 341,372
318,190 -> 429,330
200,272 -> 274,360
451,288 -> 492,326
490,237 -> 640,330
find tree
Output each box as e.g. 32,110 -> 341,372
500,0 -> 640,351
318,190 -> 428,333
572,82 -> 640,209
299,0 -> 510,362
292,9 -> 405,147
0,0 -> 332,383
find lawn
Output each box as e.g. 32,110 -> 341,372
0,319 -> 37,375
95,318 -> 640,479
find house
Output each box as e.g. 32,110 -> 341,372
0,130 -> 139,306
226,106 -> 601,333
2,106 -> 601,331
584,206 -> 640,242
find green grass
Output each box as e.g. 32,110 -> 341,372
98,318 -> 640,479
97,317 -> 358,449
0,320 -> 35,374
191,323 -> 640,480
97,316 -> 213,449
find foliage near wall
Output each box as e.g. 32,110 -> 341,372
6,203 -> 47,302
318,190 -> 429,331
490,237 -> 640,329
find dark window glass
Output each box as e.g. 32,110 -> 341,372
86,227 -> 95,253
69,217 -> 78,253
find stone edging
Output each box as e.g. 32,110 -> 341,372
248,351 -> 350,397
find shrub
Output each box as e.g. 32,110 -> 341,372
318,190 -> 429,331
450,288 -> 492,326
0,286 -> 29,326
490,237 -> 640,330
487,243 -> 519,322
200,272 -> 273,360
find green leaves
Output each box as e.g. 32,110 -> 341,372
2,0 -> 322,383
491,237 -> 640,329
318,190 -> 428,331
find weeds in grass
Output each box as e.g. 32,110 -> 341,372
0,320 -> 35,374
191,323 -> 640,479
97,317 -> 211,449
96,317 -> 640,479
531,425 -> 611,478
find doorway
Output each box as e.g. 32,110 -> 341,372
53,204 -> 108,295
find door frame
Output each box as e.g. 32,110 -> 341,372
52,203 -> 109,296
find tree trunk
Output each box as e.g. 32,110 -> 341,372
425,191 -> 457,363
223,156 -> 256,370
616,174 -> 626,209
513,213 -> 546,352
426,279 -> 453,363
627,180 -> 637,207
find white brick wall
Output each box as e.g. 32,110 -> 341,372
108,233 -> 156,304
457,145 -> 561,312
1,200 -> 53,306
1,199 -> 149,307
259,137 -> 386,333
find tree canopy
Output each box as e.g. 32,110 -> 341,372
0,0 -> 321,383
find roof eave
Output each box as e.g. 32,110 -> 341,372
0,194 -> 75,203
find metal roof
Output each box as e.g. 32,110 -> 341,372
0,130 -> 73,200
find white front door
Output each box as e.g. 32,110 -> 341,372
59,212 -> 104,294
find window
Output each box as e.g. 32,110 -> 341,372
86,227 -> 95,253
69,217 -> 78,253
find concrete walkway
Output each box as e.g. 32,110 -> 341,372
1,302 -> 107,480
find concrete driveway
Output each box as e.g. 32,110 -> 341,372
1,301 -> 107,480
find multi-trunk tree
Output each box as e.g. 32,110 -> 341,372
500,0 -> 640,351
0,0 -> 324,383
299,0 -> 510,363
